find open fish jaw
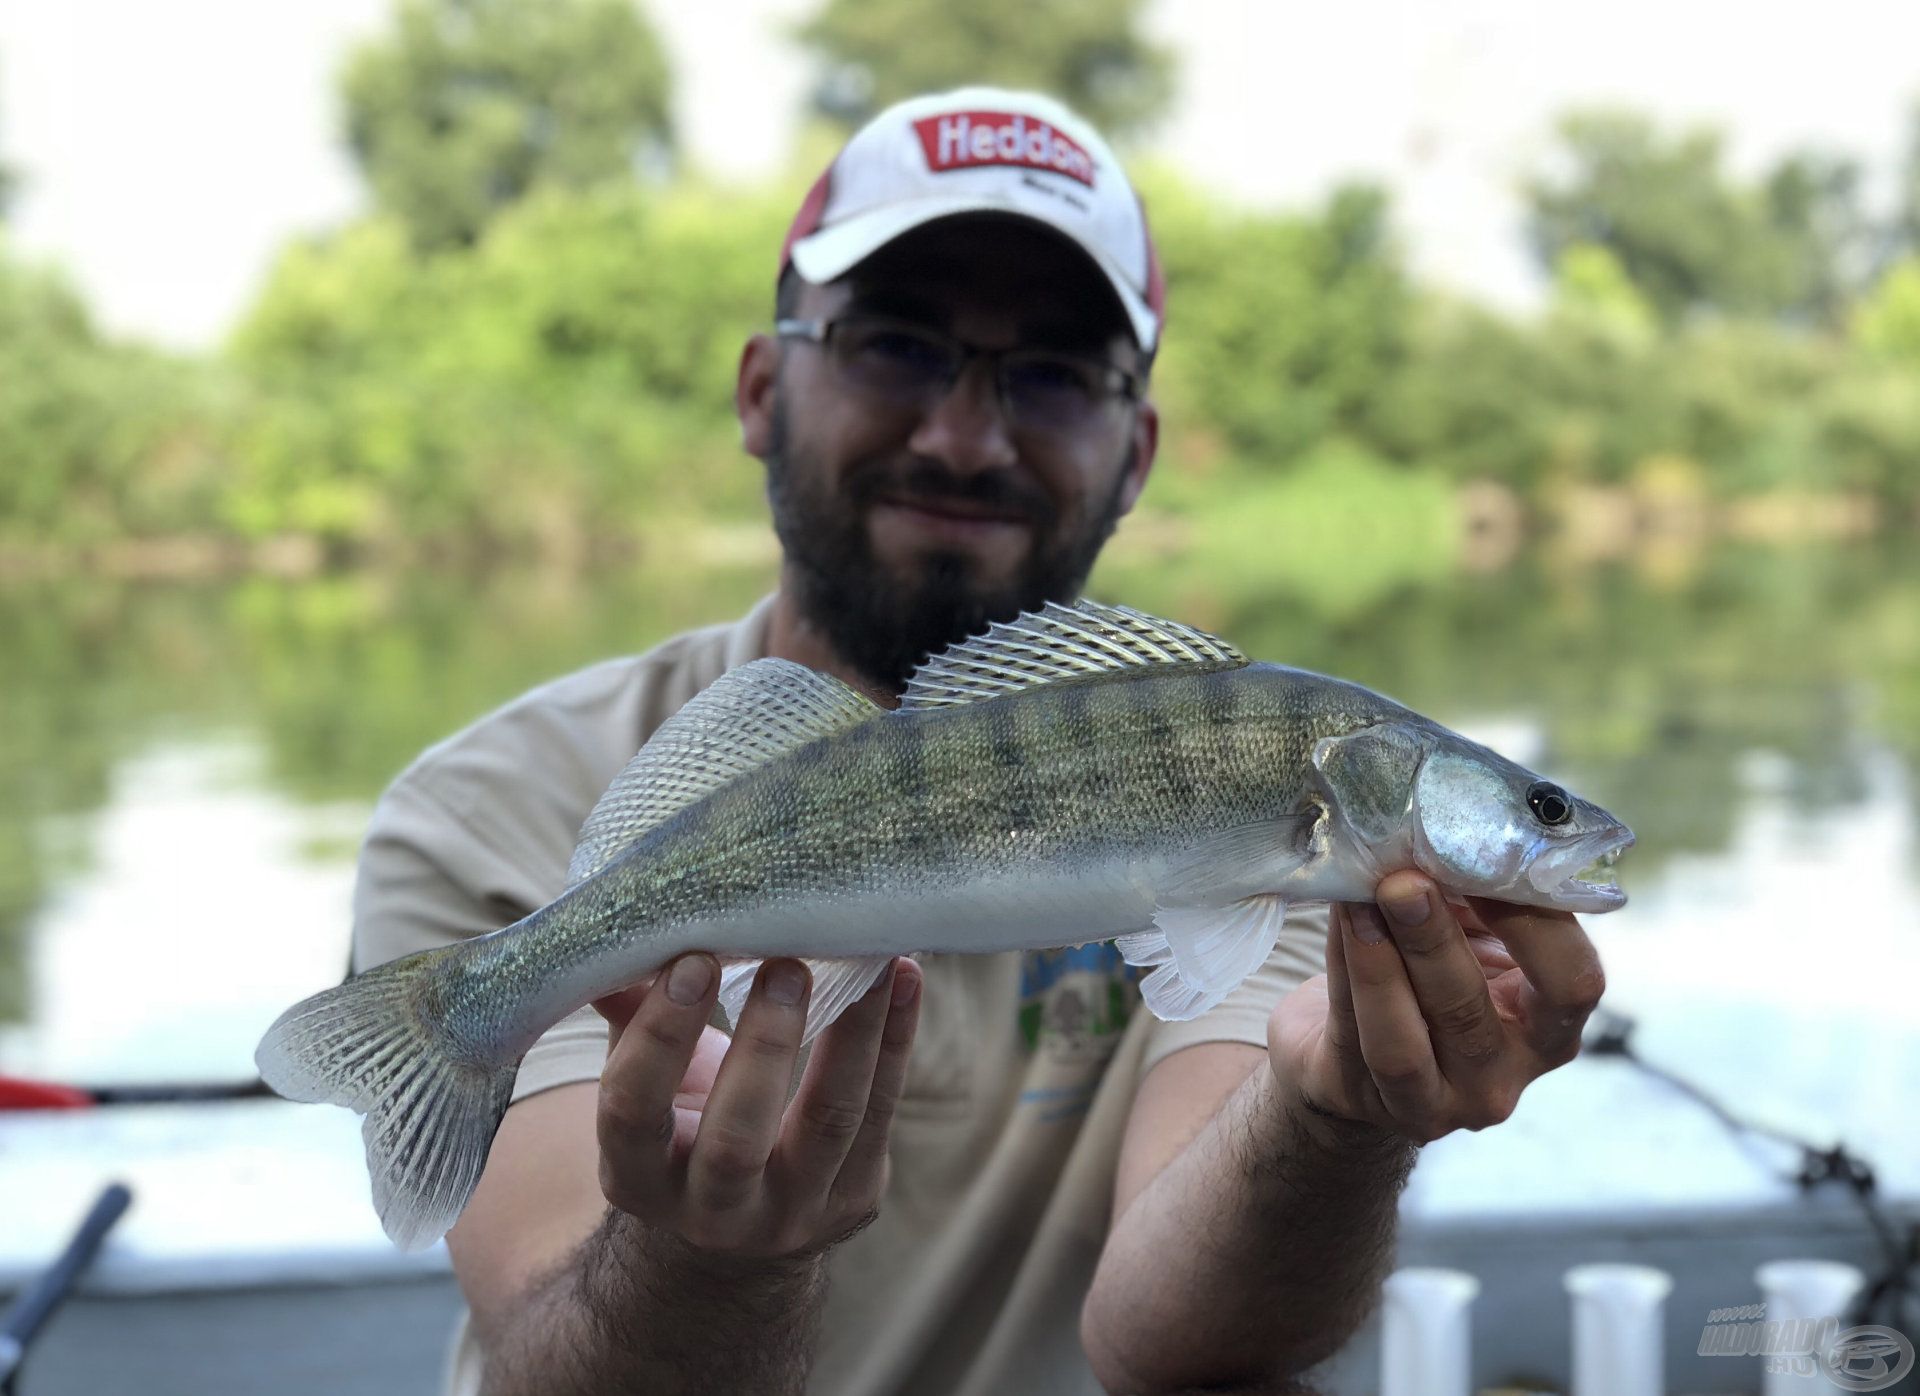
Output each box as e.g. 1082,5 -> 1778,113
1530,828 -> 1635,908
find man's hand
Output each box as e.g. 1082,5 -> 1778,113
591,953 -> 922,1258
1269,869 -> 1606,1145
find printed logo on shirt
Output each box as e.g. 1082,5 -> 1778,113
1017,942 -> 1141,1063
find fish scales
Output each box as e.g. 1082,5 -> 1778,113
594,669 -> 1304,935
752,675 -> 1206,878
465,666 -> 1405,1027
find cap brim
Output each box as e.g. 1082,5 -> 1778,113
789,194 -> 1160,353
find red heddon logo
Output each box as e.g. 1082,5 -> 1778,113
913,111 -> 1097,187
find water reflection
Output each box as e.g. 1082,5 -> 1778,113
1,540 -> 1915,1092
1589,740 -> 1920,1186
0,740 -> 361,1083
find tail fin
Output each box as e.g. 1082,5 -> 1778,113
255,946 -> 518,1252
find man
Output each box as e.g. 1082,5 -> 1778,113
352,87 -> 1607,1395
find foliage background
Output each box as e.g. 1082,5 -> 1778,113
3,0 -> 1919,567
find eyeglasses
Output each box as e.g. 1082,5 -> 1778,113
775,315 -> 1142,436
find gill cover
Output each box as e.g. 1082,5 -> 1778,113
1310,723 -> 1428,844
1411,745 -> 1535,888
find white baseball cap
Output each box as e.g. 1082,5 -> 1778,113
779,86 -> 1166,353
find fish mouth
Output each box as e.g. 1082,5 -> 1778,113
1527,827 -> 1634,912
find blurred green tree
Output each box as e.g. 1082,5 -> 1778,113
1526,111 -> 1870,325
0,244 -> 217,547
1855,257 -> 1920,363
1148,178 -> 1408,473
1550,242 -> 1657,340
1893,103 -> 1920,264
226,180 -> 793,552
341,0 -> 674,250
794,0 -> 1174,138
1761,150 -> 1872,326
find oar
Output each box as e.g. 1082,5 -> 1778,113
0,1076 -> 271,1110
0,1182 -> 133,1395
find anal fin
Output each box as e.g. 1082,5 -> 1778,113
717,956 -> 898,1046
1118,894 -> 1289,1022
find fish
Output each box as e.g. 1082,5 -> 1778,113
256,600 -> 1632,1249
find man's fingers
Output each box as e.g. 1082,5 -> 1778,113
1375,871 -> 1506,1080
1322,906 -> 1363,1057
688,959 -> 811,1214
591,972 -> 661,1046
1441,895 -> 1493,936
1339,902 -> 1446,1131
1467,897 -> 1607,1062
1313,907 -> 1389,1125
1467,935 -> 1518,976
775,964 -> 897,1194
830,959 -> 921,1208
597,953 -> 717,1214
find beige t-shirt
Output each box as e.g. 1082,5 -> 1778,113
351,596 -> 1329,1396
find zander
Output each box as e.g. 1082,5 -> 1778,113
257,601 -> 1632,1249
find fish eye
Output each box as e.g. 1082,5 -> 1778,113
1527,781 -> 1572,826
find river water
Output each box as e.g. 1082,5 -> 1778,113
2,539 -> 1916,1175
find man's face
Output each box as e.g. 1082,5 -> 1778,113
742,217 -> 1157,692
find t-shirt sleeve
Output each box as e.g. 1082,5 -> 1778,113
351,775 -> 610,1106
506,1009 -> 610,1104
1138,903 -> 1329,1077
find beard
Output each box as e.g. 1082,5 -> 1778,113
763,395 -> 1134,693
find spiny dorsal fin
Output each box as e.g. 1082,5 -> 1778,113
899,600 -> 1247,711
566,659 -> 878,887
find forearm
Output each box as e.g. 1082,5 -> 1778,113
1083,1068 -> 1415,1393
479,1208 -> 827,1396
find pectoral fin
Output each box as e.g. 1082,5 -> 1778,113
717,956 -> 898,1046
1153,818 -> 1317,905
1117,894 -> 1290,1022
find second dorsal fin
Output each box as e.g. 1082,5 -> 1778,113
899,600 -> 1247,711
566,658 -> 879,887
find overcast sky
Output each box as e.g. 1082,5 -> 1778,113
2,0 -> 1916,348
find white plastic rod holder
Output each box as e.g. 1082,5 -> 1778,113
1564,1262 -> 1673,1396
1755,1259 -> 1865,1396
1380,1267 -> 1480,1396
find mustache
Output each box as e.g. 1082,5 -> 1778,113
847,458 -> 1057,526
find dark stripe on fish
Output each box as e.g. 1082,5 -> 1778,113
988,700 -> 1038,833
895,719 -> 934,852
